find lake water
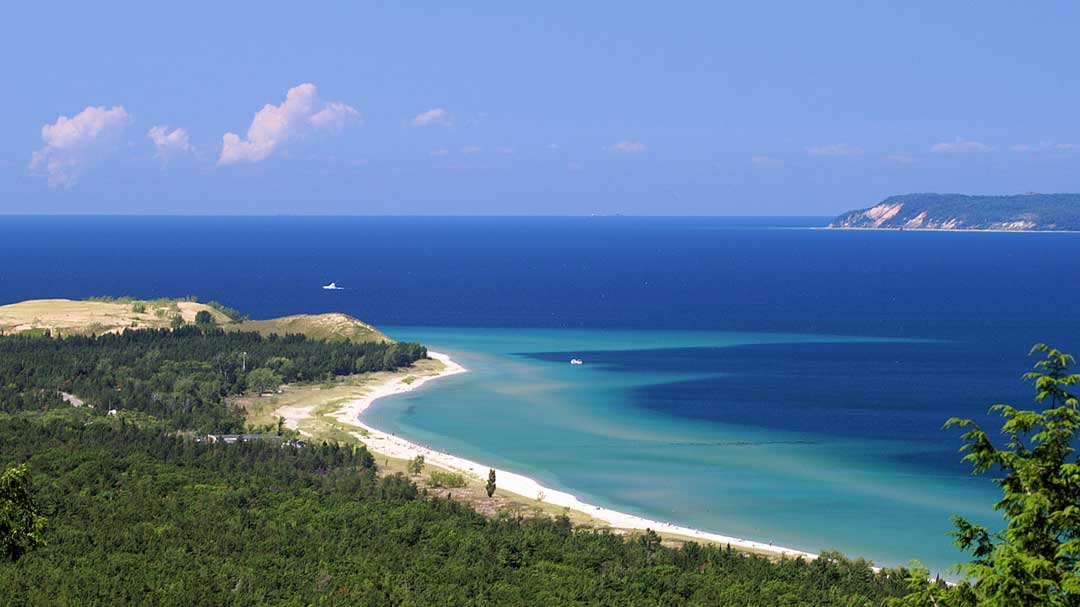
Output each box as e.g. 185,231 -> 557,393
3,215 -> 1078,573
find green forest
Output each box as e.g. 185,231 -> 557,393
0,407 -> 914,606
831,193 -> 1080,231
1,326 -> 1078,605
0,326 -> 426,431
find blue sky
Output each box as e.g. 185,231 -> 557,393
3,2 -> 1079,215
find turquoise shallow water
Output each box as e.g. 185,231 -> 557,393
364,327 -> 1001,575
5,216 -> 1069,577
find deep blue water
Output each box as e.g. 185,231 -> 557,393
2,215 -> 1078,572
526,341 -> 1031,474
3,215 -> 1076,339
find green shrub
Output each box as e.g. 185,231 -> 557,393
86,295 -> 134,304
206,300 -> 247,322
427,470 -> 467,488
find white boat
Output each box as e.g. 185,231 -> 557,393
570,358 -> 584,365
322,282 -> 341,290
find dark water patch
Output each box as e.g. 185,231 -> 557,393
888,448 -> 976,476
524,341 -> 1033,464
663,439 -> 821,447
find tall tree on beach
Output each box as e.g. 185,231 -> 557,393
486,468 -> 496,498
934,344 -> 1080,606
407,455 -> 424,476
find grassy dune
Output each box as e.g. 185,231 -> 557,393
232,313 -> 390,343
0,298 -> 230,336
0,298 -> 390,343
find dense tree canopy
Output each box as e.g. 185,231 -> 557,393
0,326 -> 425,432
0,409 -> 909,606
0,465 -> 46,562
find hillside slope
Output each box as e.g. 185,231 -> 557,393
830,193 -> 1080,231
232,313 -> 390,343
0,298 -> 391,343
0,298 -> 230,336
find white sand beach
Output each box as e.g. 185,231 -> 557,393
324,350 -> 819,562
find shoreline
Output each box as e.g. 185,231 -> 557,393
331,350 -> 819,562
818,226 -> 1080,234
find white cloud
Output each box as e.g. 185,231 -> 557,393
1011,141 -> 1080,153
930,137 -> 991,154
410,108 -> 451,127
460,146 -> 481,154
806,143 -> 862,157
218,83 -> 360,166
310,102 -> 360,134
148,125 -> 193,162
429,148 -> 449,156
610,141 -> 647,154
30,105 -> 131,187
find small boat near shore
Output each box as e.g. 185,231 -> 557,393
322,282 -> 342,290
570,358 -> 584,365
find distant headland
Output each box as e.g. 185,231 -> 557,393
830,193 -> 1080,231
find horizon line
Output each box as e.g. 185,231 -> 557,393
0,213 -> 833,219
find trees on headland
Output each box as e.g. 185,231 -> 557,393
0,325 -> 426,432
